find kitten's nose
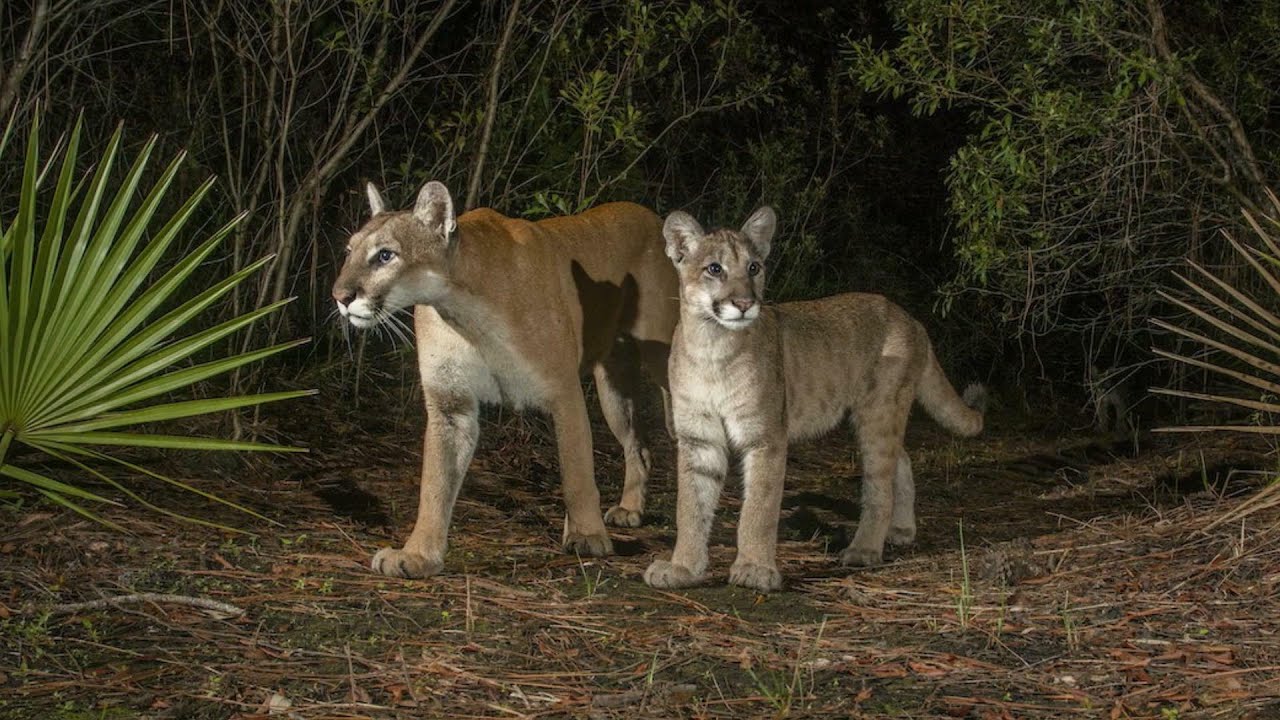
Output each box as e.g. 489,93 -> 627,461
333,288 -> 356,306
731,298 -> 755,313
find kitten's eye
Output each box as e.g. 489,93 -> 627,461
344,246 -> 352,256
748,261 -> 762,277
376,249 -> 396,265
706,262 -> 723,277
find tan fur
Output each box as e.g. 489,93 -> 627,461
644,207 -> 984,592
333,181 -> 678,578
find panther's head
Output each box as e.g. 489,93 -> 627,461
332,181 -> 458,328
662,206 -> 776,331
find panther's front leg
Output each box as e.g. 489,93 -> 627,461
729,441 -> 787,592
372,392 -> 479,579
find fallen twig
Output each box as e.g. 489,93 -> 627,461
46,592 -> 244,618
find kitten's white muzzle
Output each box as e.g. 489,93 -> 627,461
715,301 -> 759,329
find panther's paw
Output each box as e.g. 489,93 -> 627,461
838,545 -> 884,567
371,548 -> 443,579
886,524 -> 916,546
563,531 -> 613,557
644,559 -> 702,589
728,561 -> 782,592
604,505 -> 643,528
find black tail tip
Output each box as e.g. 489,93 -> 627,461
962,383 -> 988,413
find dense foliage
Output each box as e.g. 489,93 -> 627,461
3,0 -> 1277,408
2,1 -> 929,338
847,0 -> 1280,372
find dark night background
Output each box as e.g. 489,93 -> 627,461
3,0 -> 1278,420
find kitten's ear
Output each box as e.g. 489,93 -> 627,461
366,182 -> 386,216
740,206 -> 777,259
414,181 -> 457,236
663,211 -> 705,264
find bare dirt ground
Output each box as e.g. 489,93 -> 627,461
2,368 -> 1279,719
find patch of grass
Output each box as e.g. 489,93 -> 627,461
48,703 -> 138,720
956,520 -> 974,629
743,617 -> 828,716
576,552 -> 605,598
1061,591 -> 1080,652
1,612 -> 53,672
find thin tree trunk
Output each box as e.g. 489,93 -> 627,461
268,0 -> 459,308
465,0 -> 522,211
1145,0 -> 1269,214
0,0 -> 52,121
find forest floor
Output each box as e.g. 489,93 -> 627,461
2,364 -> 1279,719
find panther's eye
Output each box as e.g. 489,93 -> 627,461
375,248 -> 396,265
748,261 -> 762,277
706,262 -> 723,278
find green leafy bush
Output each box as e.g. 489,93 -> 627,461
845,0 -> 1280,366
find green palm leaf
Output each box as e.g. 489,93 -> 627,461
0,115 -> 314,526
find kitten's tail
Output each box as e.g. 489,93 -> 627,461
917,344 -> 986,437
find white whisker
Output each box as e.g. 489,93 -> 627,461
381,309 -> 414,348
385,311 -> 415,347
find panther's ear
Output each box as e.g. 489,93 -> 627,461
366,182 -> 386,216
740,206 -> 777,259
663,211 -> 705,265
414,181 -> 457,237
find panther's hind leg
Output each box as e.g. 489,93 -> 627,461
886,452 -> 916,546
594,339 -> 652,528
842,358 -> 914,567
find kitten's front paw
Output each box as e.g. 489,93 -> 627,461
728,561 -> 782,592
644,559 -> 702,589
371,548 -> 443,579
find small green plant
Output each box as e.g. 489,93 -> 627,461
576,552 -> 604,598
745,618 -> 825,715
1061,592 -> 1079,652
988,593 -> 1007,650
2,611 -> 53,669
0,115 -> 314,526
218,536 -> 243,559
957,520 -> 974,628
78,616 -> 99,643
745,665 -> 797,715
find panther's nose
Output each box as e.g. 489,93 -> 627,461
731,298 -> 755,313
333,288 -> 357,306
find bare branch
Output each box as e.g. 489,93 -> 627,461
48,592 -> 245,618
0,0 -> 51,120
466,0 -> 522,211
269,0 -> 460,306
